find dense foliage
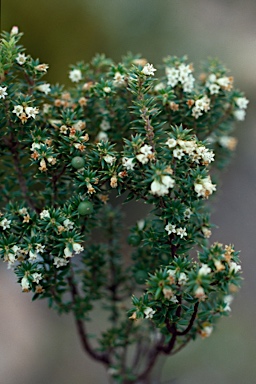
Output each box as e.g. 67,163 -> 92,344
0,27 -> 247,383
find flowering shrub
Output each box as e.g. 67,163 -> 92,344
0,27 -> 248,383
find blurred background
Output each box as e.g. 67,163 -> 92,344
1,1 -> 256,383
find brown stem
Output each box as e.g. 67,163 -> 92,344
176,301 -> 199,336
67,272 -> 110,366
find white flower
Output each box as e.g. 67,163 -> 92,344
200,325 -> 213,338
178,272 -> 188,285
29,250 -> 37,261
36,244 -> 45,253
151,175 -> 174,196
103,86 -> 111,93
182,75 -> 195,92
141,63 -> 156,76
194,176 -> 216,198
69,68 -> 82,83
144,307 -> 156,319
223,295 -> 233,312
96,131 -> 108,142
64,246 -> 73,258
32,272 -> 42,284
208,83 -> 220,95
16,53 -> 27,65
184,208 -> 192,219
233,109 -> 246,121
229,261 -> 241,273
195,96 -> 210,112
0,86 -> 8,99
192,106 -> 203,119
113,72 -> 125,87
100,119 -> 111,131
170,295 -> 179,304
12,105 -> 24,116
176,227 -> 187,238
166,67 -> 179,87
122,157 -> 135,170
25,106 -> 39,119
137,219 -> 145,230
165,223 -> 176,235
21,276 -> 30,292
103,155 -> 116,165
0,218 -> 11,230
140,144 -> 153,156
63,219 -> 74,230
73,243 -> 84,254
154,82 -> 165,92
30,142 -> 42,151
136,153 -> 149,164
173,148 -> 184,159
40,209 -> 50,219
166,138 -> 177,149
53,257 -> 69,268
235,97 -> 249,109
217,76 -> 232,89
37,83 -> 51,95
218,136 -> 237,150
198,264 -> 211,276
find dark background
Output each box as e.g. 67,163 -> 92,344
1,1 -> 256,383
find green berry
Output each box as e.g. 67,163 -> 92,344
71,156 -> 85,169
78,201 -> 94,215
134,270 -> 148,284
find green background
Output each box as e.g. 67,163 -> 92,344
1,1 -> 256,383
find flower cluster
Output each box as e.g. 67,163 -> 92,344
0,28 -> 246,383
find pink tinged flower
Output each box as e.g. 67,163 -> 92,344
198,264 -> 211,276
0,86 -> 8,99
10,26 -> 19,35
122,157 -> 135,170
12,105 -> 24,116
194,286 -> 206,300
21,276 -> 30,292
37,83 -> 51,95
165,223 -> 176,235
34,63 -> 49,72
141,63 -> 157,76
25,106 -> 39,119
69,68 -> 82,83
16,53 -> 27,65
144,307 -> 156,319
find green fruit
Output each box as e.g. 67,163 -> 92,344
78,201 -> 94,215
134,270 -> 148,284
71,156 -> 85,169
